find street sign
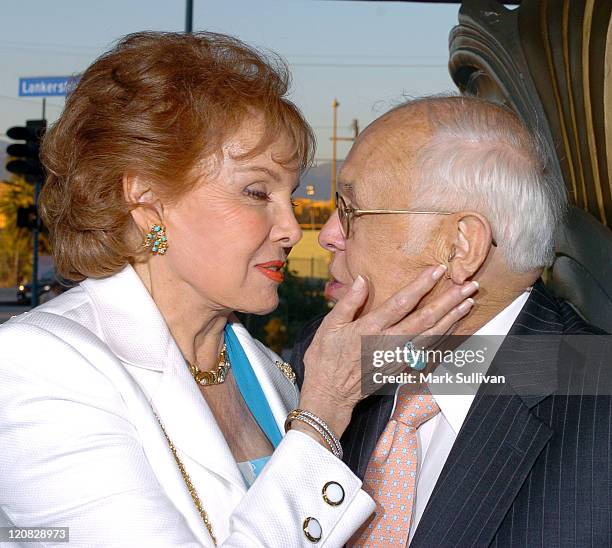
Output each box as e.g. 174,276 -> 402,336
19,76 -> 79,97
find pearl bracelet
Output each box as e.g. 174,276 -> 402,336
285,409 -> 343,460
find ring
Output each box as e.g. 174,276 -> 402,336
404,340 -> 427,371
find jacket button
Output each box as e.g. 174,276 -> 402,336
303,517 -> 322,543
322,481 -> 345,506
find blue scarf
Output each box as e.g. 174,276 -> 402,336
224,324 -> 283,448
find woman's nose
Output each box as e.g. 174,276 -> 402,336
271,206 -> 302,248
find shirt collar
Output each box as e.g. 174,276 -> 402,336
431,288 -> 532,434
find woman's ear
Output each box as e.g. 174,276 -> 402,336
123,173 -> 163,231
447,212 -> 493,283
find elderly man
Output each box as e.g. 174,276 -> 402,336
292,95 -> 610,547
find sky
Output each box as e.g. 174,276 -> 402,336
1,0 -> 460,164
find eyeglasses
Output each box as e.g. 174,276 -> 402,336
335,192 -> 453,238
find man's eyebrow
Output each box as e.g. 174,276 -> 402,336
339,180 -> 355,197
236,166 -> 281,182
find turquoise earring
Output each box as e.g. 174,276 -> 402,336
143,224 -> 168,255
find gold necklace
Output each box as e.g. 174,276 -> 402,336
187,344 -> 231,386
154,413 -> 217,545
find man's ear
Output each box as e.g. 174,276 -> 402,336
447,212 -> 493,283
122,173 -> 163,231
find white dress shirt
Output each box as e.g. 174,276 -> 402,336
396,289 -> 532,544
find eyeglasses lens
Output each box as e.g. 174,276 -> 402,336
336,193 -> 348,237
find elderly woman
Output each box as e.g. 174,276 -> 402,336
0,33 -> 474,546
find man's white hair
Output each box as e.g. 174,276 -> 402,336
403,94 -> 567,273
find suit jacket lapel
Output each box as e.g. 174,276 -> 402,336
153,348 -> 248,492
19,310 -> 216,546
411,282 -> 561,546
410,387 -> 553,546
230,321 -> 299,435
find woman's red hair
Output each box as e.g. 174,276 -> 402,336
40,31 -> 314,281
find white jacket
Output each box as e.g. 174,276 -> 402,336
0,265 -> 374,547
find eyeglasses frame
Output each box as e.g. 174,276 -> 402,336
335,192 -> 453,239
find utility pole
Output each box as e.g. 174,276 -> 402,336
331,99 -> 339,207
186,0 -> 194,33
330,100 -> 359,208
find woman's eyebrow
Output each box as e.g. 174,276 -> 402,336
236,166 -> 281,182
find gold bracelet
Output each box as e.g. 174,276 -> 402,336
285,408 -> 343,459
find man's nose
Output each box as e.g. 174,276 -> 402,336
319,210 -> 346,252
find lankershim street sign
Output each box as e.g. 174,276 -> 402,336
19,76 -> 79,97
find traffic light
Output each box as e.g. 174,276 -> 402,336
6,119 -> 47,182
16,206 -> 39,230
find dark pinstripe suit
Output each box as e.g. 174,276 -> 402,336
291,281 -> 611,547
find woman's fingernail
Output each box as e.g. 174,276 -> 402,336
352,275 -> 365,291
458,298 -> 475,313
432,264 -> 447,280
461,280 -> 479,295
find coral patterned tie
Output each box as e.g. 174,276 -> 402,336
351,385 -> 440,547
